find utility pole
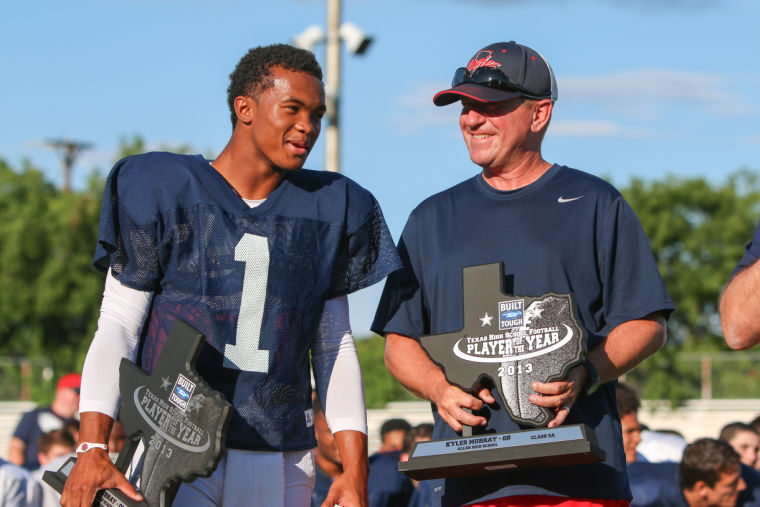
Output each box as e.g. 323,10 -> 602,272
44,138 -> 92,191
292,4 -> 372,173
325,0 -> 341,173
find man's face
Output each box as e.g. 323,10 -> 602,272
458,96 -> 535,172
38,443 -> 74,466
620,412 -> 643,463
702,464 -> 746,507
382,429 -> 407,453
55,387 -> 80,417
729,430 -> 760,468
246,66 -> 326,173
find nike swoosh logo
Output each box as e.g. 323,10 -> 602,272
557,196 -> 584,203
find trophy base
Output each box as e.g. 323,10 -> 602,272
43,456 -> 148,507
399,423 -> 605,481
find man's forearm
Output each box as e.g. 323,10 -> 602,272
330,429 -> 368,507
721,259 -> 760,349
333,430 -> 368,479
78,411 -> 115,445
588,312 -> 667,384
384,333 -> 450,402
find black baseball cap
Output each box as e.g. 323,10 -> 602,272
433,41 -> 558,106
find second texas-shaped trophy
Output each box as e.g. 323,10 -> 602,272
399,263 -> 605,480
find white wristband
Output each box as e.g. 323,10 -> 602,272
76,442 -> 108,454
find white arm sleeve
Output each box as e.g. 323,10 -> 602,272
79,269 -> 152,418
311,295 -> 367,435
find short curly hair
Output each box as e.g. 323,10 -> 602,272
227,43 -> 323,128
680,438 -> 740,489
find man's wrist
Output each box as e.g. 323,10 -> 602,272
76,442 -> 108,454
582,359 -> 601,396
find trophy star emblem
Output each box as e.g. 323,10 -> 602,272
161,376 -> 172,391
186,393 -> 206,413
479,312 -> 494,327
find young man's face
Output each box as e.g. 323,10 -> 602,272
382,429 -> 406,452
700,463 -> 746,507
246,66 -> 326,173
729,430 -> 760,468
620,412 -> 643,463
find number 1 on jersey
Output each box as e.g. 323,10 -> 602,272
223,234 -> 270,373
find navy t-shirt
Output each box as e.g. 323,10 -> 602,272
12,407 -> 75,471
373,165 -> 674,505
368,451 -> 414,507
627,461 -> 685,507
94,152 -> 401,452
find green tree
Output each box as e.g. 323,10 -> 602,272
620,170 -> 760,403
0,159 -> 104,400
356,336 -> 417,408
0,135 -> 196,402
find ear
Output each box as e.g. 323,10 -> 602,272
233,95 -> 256,126
693,480 -> 710,503
530,99 -> 553,133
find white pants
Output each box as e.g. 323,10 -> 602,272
171,449 -> 316,506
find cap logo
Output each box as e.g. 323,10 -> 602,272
466,50 -> 501,73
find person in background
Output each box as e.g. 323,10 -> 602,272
9,373 -> 80,470
617,383 -> 644,464
376,418 -> 412,456
720,423 -> 760,469
35,429 -> 75,469
0,458 -> 41,507
63,420 -> 80,445
680,438 -> 746,507
400,423 -> 434,463
402,423 -> 434,507
32,429 -> 76,507
367,422 -> 415,507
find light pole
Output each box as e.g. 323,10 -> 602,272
292,0 -> 372,173
44,138 -> 92,192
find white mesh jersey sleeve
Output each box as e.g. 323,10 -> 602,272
311,295 -> 368,435
79,269 -> 152,418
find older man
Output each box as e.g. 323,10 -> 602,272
373,41 -> 673,507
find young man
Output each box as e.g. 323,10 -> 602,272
9,373 -> 80,470
61,44 -> 400,507
681,439 -> 746,507
719,422 -> 760,469
373,41 -> 673,506
616,383 -> 644,464
376,418 -> 411,455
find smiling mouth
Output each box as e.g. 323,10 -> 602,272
472,134 -> 491,140
287,140 -> 310,155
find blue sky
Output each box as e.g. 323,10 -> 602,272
2,0 -> 758,335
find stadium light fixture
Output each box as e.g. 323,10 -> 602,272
291,0 -> 374,173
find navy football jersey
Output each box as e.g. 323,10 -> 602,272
94,152 -> 400,452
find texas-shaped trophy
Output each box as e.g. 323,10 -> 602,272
43,319 -> 232,506
399,262 -> 605,481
